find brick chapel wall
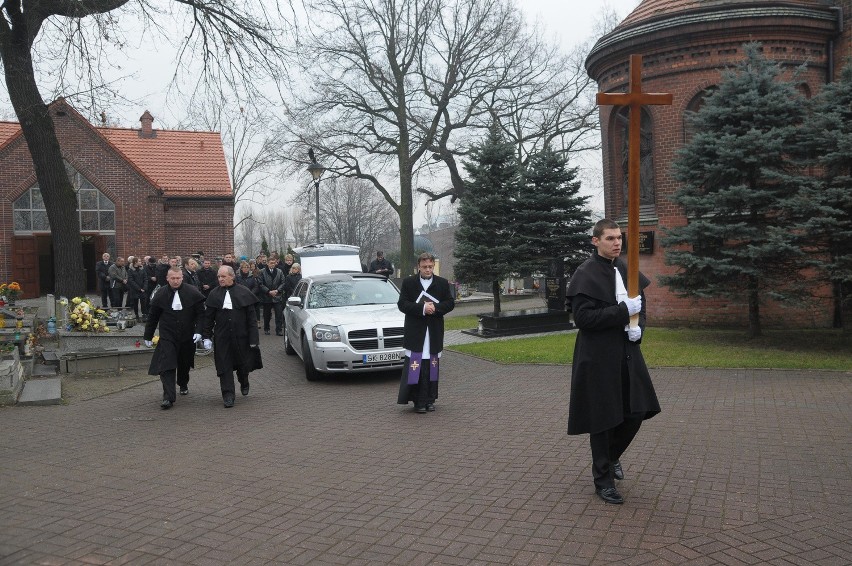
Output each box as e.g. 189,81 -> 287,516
164,199 -> 235,259
595,31 -> 840,328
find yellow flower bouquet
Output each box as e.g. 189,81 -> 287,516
68,297 -> 110,333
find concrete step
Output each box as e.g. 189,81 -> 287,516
31,364 -> 58,377
18,378 -> 62,406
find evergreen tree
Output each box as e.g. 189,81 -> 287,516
796,60 -> 852,332
261,237 -> 270,257
660,43 -> 809,337
515,146 -> 593,284
454,123 -> 518,314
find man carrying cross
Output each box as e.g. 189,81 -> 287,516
566,55 -> 669,504
397,252 -> 455,413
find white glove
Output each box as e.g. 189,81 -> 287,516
622,295 -> 642,316
627,326 -> 642,342
192,333 -> 201,342
202,339 -> 213,350
144,340 -> 153,348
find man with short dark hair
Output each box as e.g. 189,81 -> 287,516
369,250 -> 394,276
257,255 -> 286,336
144,267 -> 205,409
197,259 -> 218,297
566,218 -> 660,505
397,252 -> 455,413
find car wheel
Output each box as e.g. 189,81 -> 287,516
301,334 -> 321,381
284,329 -> 296,355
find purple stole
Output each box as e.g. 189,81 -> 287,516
406,352 -> 439,385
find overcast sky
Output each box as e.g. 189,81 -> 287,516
0,0 -> 643,220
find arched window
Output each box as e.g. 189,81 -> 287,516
683,86 -> 717,143
13,165 -> 115,234
615,106 -> 655,215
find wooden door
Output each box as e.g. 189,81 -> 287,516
11,236 -> 39,299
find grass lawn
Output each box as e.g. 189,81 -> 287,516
448,328 -> 852,371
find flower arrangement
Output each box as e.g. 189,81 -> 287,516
68,296 -> 110,333
0,281 -> 22,303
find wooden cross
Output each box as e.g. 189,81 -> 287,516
596,54 -> 672,326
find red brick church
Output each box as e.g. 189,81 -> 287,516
586,0 -> 851,327
0,99 -> 234,298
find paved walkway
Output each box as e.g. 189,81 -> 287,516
1,331 -> 850,565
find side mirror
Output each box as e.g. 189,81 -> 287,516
287,296 -> 302,308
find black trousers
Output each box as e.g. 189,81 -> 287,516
159,362 -> 192,403
589,417 -> 643,490
110,289 -> 126,309
100,286 -> 111,308
219,370 -> 249,396
263,302 -> 283,333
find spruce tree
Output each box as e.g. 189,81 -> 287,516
515,146 -> 592,289
454,123 -> 518,314
796,60 -> 852,331
660,43 -> 809,337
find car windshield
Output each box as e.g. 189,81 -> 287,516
307,279 -> 399,309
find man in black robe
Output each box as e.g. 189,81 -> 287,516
144,267 -> 205,409
397,252 -> 455,413
566,218 -> 660,505
203,266 -> 261,408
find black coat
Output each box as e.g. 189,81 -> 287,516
145,284 -> 205,375
566,252 -> 660,435
144,263 -> 158,292
95,260 -> 112,291
397,274 -> 455,353
236,271 -> 259,296
284,273 -> 302,298
127,266 -> 147,299
204,284 -> 261,376
257,267 -> 286,303
196,267 -> 218,296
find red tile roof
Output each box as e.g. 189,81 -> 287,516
618,0 -> 833,29
99,127 -> 232,197
0,117 -> 232,198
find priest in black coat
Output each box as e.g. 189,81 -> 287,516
203,266 -> 261,408
144,266 -> 205,409
566,219 -> 660,505
397,252 -> 455,412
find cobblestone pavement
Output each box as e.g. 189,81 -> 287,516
1,330 -> 850,565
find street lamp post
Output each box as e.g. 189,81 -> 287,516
306,151 -> 326,243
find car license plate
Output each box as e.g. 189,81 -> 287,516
363,352 -> 401,363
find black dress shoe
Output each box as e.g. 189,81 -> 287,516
223,393 -> 235,408
425,403 -> 435,412
596,487 -> 624,504
276,331 -> 283,336
179,387 -> 188,396
414,405 -> 427,414
241,384 -> 250,396
613,460 -> 624,481
264,330 -> 270,335
161,399 -> 173,409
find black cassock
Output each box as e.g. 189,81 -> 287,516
145,284 -> 205,376
566,252 -> 660,435
204,283 -> 261,379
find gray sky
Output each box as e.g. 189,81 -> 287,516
0,0 -> 643,220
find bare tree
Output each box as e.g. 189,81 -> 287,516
279,0 -> 591,276
0,0 -> 291,297
235,204 -> 260,258
181,96 -> 282,229
310,177 -> 399,265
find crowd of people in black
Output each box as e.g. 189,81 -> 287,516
95,251 -> 302,329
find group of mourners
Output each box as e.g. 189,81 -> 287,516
96,217 -> 661,505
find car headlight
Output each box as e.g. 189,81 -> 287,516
312,324 -> 341,342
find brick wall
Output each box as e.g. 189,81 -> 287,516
588,5 -> 847,328
0,103 -> 234,293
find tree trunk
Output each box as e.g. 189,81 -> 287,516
492,279 -> 501,315
2,34 -> 85,298
747,276 -> 761,338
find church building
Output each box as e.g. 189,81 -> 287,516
0,99 -> 234,298
586,0 -> 851,327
